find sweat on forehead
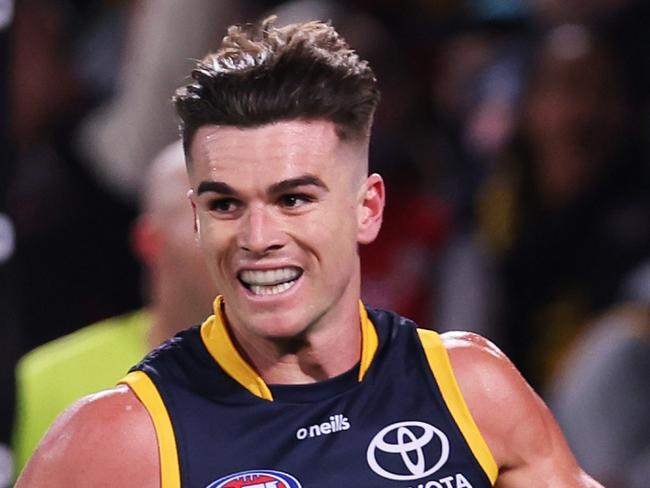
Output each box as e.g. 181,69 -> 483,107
188,120 -> 368,181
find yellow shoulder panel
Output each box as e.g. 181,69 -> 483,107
416,329 -> 498,485
119,371 -> 181,488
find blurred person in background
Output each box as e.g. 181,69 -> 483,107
11,140 -> 217,478
428,11 -> 530,343
8,0 -> 141,349
475,24 -> 650,388
2,1 -> 142,460
548,259 -> 650,487
432,0 -> 650,369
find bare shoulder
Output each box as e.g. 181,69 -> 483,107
440,332 -> 545,464
440,331 -> 602,488
15,385 -> 159,488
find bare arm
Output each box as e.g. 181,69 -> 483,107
443,332 -> 603,488
15,385 -> 159,488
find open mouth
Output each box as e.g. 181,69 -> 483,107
238,267 -> 303,296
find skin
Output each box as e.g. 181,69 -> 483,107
16,120 -> 602,487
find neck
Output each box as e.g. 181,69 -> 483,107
226,297 -> 362,385
235,323 -> 361,385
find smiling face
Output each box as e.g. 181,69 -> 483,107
188,120 -> 384,342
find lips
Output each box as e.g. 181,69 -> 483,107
238,266 -> 303,296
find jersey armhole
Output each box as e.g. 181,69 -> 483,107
416,329 -> 498,485
119,371 -> 181,488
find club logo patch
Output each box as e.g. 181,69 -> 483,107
206,469 -> 302,488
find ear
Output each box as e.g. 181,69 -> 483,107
130,215 -> 161,267
187,189 -> 200,234
357,173 -> 385,245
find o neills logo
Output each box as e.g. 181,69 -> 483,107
296,414 -> 350,440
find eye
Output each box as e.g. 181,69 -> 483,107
208,198 -> 241,213
279,194 -> 312,209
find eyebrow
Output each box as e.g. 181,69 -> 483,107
196,174 -> 329,197
197,181 -> 237,196
268,175 -> 329,195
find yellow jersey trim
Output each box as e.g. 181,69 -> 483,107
201,296 -> 274,401
119,371 -> 181,488
358,301 -> 378,381
200,296 -> 379,399
416,329 -> 498,485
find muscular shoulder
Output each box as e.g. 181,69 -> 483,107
440,332 -> 543,465
440,332 -> 600,487
15,385 -> 159,488
440,331 -> 530,413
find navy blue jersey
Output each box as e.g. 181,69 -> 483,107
121,298 -> 497,488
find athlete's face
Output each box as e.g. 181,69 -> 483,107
188,120 -> 384,340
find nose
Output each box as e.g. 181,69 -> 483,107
237,203 -> 285,255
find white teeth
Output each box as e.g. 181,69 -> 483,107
249,280 -> 296,296
239,267 -> 302,296
240,267 -> 301,286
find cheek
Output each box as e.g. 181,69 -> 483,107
302,207 -> 358,262
197,220 -> 231,265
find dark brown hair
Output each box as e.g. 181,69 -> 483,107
173,16 -> 380,158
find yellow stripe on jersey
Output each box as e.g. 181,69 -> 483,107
201,296 -> 274,401
358,301 -> 378,381
119,371 -> 181,488
416,329 -> 498,485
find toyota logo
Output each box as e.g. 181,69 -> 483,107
366,421 -> 450,481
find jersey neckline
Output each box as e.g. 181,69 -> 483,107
199,296 -> 378,402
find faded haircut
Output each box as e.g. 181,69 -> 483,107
173,16 -> 380,160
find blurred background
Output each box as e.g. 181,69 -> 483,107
1,0 -> 649,486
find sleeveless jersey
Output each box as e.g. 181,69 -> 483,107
121,298 -> 497,488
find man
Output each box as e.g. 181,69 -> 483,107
16,18 -> 602,487
12,140 -> 216,475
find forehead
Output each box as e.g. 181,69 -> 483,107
189,120 -> 357,182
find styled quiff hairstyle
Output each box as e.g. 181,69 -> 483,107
173,16 -> 380,158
